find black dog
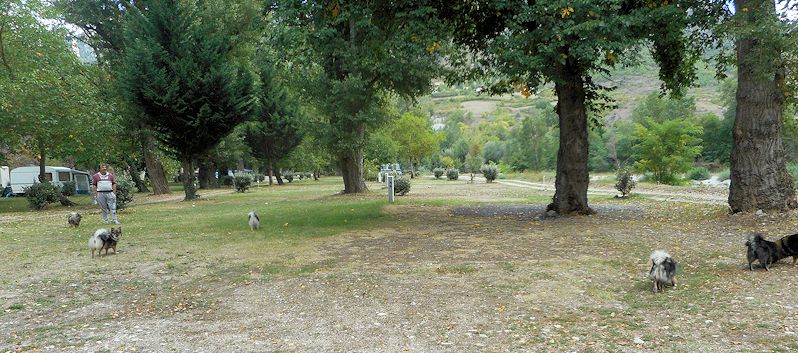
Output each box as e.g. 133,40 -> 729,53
745,233 -> 798,271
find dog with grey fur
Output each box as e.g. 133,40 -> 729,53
67,212 -> 82,227
88,227 -> 122,258
649,250 -> 677,293
248,211 -> 260,231
746,233 -> 798,271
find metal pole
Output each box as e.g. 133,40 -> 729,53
387,175 -> 395,203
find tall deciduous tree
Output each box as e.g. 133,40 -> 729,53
119,0 -> 259,200
435,1 -> 706,214
390,112 -> 440,178
57,0 -> 174,194
727,0 -> 797,212
633,118 -> 703,185
279,1 -> 450,193
0,0 -> 119,181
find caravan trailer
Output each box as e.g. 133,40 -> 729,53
10,166 -> 91,195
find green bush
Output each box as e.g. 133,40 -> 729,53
234,175 -> 252,192
446,169 -> 459,181
687,167 -> 711,181
394,177 -> 411,196
253,174 -> 266,182
717,169 -> 730,181
23,182 -> 60,210
115,173 -> 136,209
219,175 -> 234,186
60,180 -> 76,196
433,167 -> 445,179
615,168 -> 636,198
788,163 -> 798,183
480,163 -> 498,182
284,171 -> 294,183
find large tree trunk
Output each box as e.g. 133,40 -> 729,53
547,68 -> 593,215
38,140 -> 47,183
127,159 -> 149,193
180,157 -> 198,200
728,0 -> 797,213
274,169 -> 284,185
197,158 -> 217,189
268,160 -> 274,185
339,149 -> 367,193
142,132 -> 171,195
339,123 -> 367,193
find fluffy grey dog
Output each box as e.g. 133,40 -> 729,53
67,212 -> 82,227
649,250 -> 677,293
248,211 -> 260,231
88,227 -> 122,258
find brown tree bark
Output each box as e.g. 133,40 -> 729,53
728,0 -> 797,213
180,157 -> 197,200
339,150 -> 367,193
142,132 -> 171,195
547,66 -> 593,215
197,158 -> 217,189
37,140 -> 47,183
339,124 -> 368,193
274,169 -> 284,185
127,159 -> 149,193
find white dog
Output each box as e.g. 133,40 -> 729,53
248,211 -> 260,231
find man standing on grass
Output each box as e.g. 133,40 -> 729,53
92,163 -> 119,224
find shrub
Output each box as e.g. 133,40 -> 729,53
60,180 -> 76,196
304,172 -> 313,179
480,163 -> 498,182
24,182 -> 60,210
615,168 -> 636,198
115,173 -> 136,209
687,167 -> 710,181
394,177 -> 411,196
446,169 -> 459,181
219,175 -> 234,186
234,175 -> 252,192
283,171 -> 294,183
252,174 -> 266,182
717,169 -> 730,181
788,163 -> 798,183
433,167 -> 445,179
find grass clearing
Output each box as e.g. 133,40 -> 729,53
1,176 -> 797,352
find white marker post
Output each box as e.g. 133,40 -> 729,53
387,175 -> 395,203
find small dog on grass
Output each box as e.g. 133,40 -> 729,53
745,233 -> 798,271
649,250 -> 677,293
88,227 -> 122,258
67,212 -> 82,227
248,211 -> 260,231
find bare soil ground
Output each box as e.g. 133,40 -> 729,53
2,179 -> 798,352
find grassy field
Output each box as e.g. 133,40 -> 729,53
1,176 -> 797,352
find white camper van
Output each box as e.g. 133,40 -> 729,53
10,166 -> 91,195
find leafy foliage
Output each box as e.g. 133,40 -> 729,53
119,0 -> 259,199
234,175 -> 252,193
394,177 -> 411,196
278,0 -> 452,192
115,173 -> 136,209
433,167 -> 445,179
633,119 -> 703,185
446,169 -> 459,181
615,168 -> 636,198
480,163 -> 498,183
687,167 -> 711,181
23,182 -> 60,210
60,181 -> 76,197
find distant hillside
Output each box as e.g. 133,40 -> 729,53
423,56 -> 726,126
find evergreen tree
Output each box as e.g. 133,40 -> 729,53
119,0 -> 259,200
